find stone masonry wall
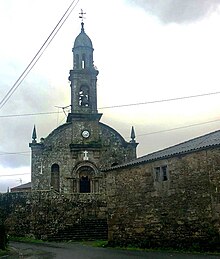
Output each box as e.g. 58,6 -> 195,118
0,191 -> 107,240
106,148 -> 220,251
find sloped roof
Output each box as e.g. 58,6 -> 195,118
104,129 -> 220,171
11,182 -> 31,190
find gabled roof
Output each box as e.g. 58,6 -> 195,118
104,129 -> 220,171
11,182 -> 31,190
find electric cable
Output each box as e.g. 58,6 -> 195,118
0,151 -> 30,156
0,111 -> 60,118
1,117 -> 220,158
1,89 -> 220,118
136,118 -> 220,137
0,0 -> 80,110
0,173 -> 30,177
99,90 -> 220,109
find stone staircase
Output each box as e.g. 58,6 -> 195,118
48,218 -> 108,241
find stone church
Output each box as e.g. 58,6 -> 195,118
2,19 -> 220,251
29,21 -> 138,194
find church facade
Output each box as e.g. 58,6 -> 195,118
29,22 -> 137,194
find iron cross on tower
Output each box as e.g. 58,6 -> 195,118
79,9 -> 86,22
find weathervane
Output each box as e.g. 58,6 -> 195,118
79,9 -> 86,22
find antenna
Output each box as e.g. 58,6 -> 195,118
55,105 -> 71,117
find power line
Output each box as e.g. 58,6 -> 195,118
136,118 -> 220,138
0,111 -> 61,118
0,88 -> 220,118
0,0 -> 79,110
99,90 -> 220,109
1,89 -> 220,119
0,173 -> 30,177
1,117 -> 220,158
0,151 -> 30,156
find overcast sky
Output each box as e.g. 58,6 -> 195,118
1,0 -> 220,192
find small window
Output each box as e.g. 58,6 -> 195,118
162,166 -> 168,181
51,164 -> 60,192
154,165 -> 168,182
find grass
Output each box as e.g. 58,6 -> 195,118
9,236 -> 44,244
0,249 -> 8,256
82,240 -> 220,256
93,240 -> 108,247
108,244 -> 220,256
81,240 -> 108,247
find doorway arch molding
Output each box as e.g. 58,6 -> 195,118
72,161 -> 100,193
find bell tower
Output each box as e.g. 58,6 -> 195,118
67,20 -> 101,122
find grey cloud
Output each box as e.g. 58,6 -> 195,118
127,0 -> 220,23
0,71 -> 68,168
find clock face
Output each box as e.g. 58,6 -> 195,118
82,130 -> 90,138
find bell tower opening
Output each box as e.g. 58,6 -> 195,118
79,85 -> 89,107
82,53 -> 86,69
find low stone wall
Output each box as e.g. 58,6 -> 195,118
0,191 -> 107,240
106,149 -> 220,251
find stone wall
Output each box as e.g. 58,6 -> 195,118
106,148 -> 220,251
0,191 -> 107,240
2,147 -> 220,248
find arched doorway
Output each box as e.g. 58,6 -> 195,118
78,166 -> 94,193
71,163 -> 100,193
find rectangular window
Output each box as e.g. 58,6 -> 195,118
154,165 -> 168,182
162,165 -> 168,181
